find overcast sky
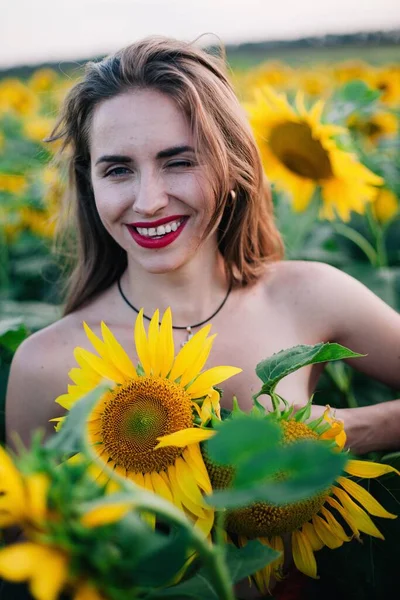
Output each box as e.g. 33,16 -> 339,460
1,0 -> 399,68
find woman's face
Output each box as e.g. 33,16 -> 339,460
90,88 -> 217,274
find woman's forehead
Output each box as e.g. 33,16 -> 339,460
90,89 -> 192,154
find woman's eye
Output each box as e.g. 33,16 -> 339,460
105,166 -> 130,177
167,160 -> 193,168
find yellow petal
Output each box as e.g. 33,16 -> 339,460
0,543 -> 68,600
168,463 -> 206,518
127,471 -> 145,488
147,309 -> 161,376
0,446 -> 26,526
150,471 -> 174,504
162,467 -> 183,511
81,503 -> 132,528
174,457 -> 207,508
100,321 -> 137,379
143,473 -> 156,529
183,445 -> 212,495
337,476 -> 397,519
333,486 -> 384,539
155,427 -> 216,449
292,529 -> 318,579
194,509 -> 214,538
68,366 -> 100,388
326,495 -> 360,539
134,309 -> 151,375
30,548 -> 69,600
169,325 -> 212,382
74,582 -> 104,600
312,514 -> 343,549
74,348 -> 124,384
345,459 -> 400,478
186,366 -> 242,398
25,473 -> 49,524
0,543 -> 40,581
55,393 -> 79,410
200,397 -> 212,423
83,322 -> 108,359
320,506 -> 351,541
159,308 -> 175,378
268,535 -> 285,576
302,522 -> 324,551
179,334 -> 216,388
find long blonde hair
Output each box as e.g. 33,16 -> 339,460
49,36 -> 284,314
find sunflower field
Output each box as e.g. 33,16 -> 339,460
0,50 -> 400,600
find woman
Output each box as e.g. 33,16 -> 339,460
4,35 -> 400,598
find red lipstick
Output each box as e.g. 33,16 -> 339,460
126,216 -> 188,249
129,215 -> 186,227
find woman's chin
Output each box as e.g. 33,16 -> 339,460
128,255 -> 189,275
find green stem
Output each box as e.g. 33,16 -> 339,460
375,227 -> 388,267
332,222 -> 378,266
345,389 -> 359,409
121,479 -> 235,600
87,445 -> 234,600
0,229 -> 10,293
365,205 -> 388,267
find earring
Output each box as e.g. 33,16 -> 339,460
230,189 -> 237,201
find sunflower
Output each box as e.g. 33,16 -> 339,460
0,446 -> 105,600
55,308 -> 241,537
246,86 -> 384,221
367,66 -> 400,106
204,405 -> 399,596
347,111 -> 398,144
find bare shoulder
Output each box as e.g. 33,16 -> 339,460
261,260 -> 400,387
5,312 -> 88,448
262,259 -> 385,317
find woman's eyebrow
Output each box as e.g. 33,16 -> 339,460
156,145 -> 195,159
95,145 -> 195,166
95,154 -> 131,166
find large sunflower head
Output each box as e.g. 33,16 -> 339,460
55,308 -> 241,536
246,85 -> 384,220
203,404 -> 399,595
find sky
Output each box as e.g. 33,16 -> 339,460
1,0 -> 400,68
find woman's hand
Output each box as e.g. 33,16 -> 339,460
294,401 -> 400,455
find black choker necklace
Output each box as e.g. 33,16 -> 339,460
117,276 -> 232,345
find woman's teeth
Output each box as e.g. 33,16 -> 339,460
135,219 -> 182,237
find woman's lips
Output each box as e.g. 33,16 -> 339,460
126,217 -> 188,249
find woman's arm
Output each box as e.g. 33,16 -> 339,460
5,325 -> 70,450
300,262 -> 400,454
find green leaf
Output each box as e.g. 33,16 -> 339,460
146,573 -> 220,599
256,343 -> 363,396
233,446 -> 289,489
226,539 -> 280,582
209,439 -> 347,509
45,383 -> 111,455
205,414 -> 282,466
133,530 -> 190,587
0,317 -> 29,352
338,80 -> 381,105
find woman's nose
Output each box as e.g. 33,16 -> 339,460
132,171 -> 169,217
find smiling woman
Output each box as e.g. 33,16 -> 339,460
5,34 -> 400,600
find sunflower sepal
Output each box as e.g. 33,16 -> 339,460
136,363 -> 145,376
293,397 -> 313,423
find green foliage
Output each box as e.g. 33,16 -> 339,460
0,317 -> 29,352
255,342 -> 363,397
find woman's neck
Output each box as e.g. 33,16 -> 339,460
121,249 -> 229,328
